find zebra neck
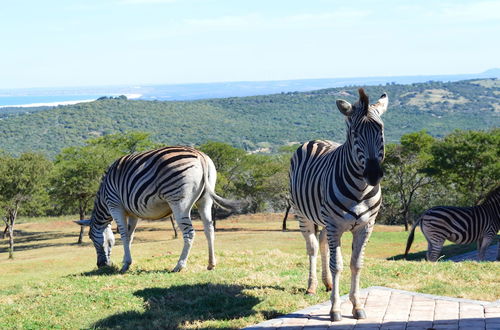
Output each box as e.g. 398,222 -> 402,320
340,142 -> 365,181
331,144 -> 374,201
90,186 -> 113,226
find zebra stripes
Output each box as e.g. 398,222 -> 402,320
405,185 -> 500,261
289,89 -> 388,322
76,146 -> 240,273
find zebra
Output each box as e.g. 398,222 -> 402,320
405,185 -> 500,261
289,88 -> 388,322
76,146 -> 241,273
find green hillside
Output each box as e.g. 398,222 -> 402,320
1,79 -> 499,157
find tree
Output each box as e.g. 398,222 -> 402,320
235,153 -> 290,213
428,129 -> 500,205
198,141 -> 247,197
0,153 -> 52,258
381,131 -> 435,230
87,131 -> 162,155
51,145 -> 113,243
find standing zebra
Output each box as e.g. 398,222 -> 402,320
405,185 -> 500,261
76,146 -> 241,273
289,89 -> 388,322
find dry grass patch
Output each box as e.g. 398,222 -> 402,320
0,214 -> 498,328
404,89 -> 468,106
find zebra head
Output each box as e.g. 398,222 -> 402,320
336,88 -> 388,186
75,219 -> 115,268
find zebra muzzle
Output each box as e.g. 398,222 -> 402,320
363,158 -> 383,186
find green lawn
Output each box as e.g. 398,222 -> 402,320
0,214 -> 498,329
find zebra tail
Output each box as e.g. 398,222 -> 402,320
404,216 -> 422,259
200,154 -> 247,212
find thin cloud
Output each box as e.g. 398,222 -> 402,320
119,0 -> 177,4
431,1 -> 500,22
185,10 -> 371,30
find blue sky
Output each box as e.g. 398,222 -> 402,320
1,0 -> 499,88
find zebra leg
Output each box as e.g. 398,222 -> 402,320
197,194 -> 216,270
171,201 -> 195,272
109,207 -> 133,273
319,228 -> 333,291
120,215 -> 139,272
497,240 -> 500,261
426,237 -> 445,262
300,219 -> 319,295
349,223 -> 374,320
478,236 -> 493,261
326,223 -> 344,322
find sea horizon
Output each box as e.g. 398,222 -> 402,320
0,93 -> 142,108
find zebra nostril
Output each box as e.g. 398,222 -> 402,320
363,159 -> 383,186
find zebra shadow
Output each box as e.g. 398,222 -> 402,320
388,241 -> 479,261
92,283 -> 283,329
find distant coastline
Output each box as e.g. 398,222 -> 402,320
0,93 -> 142,108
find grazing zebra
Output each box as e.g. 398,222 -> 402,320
405,185 -> 500,261
76,146 -> 241,273
289,89 -> 388,322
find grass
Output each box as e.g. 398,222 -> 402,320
1,214 -> 499,329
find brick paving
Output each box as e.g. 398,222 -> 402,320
245,245 -> 500,329
245,286 -> 500,329
448,243 -> 498,262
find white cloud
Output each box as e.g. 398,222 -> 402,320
119,0 -> 177,4
184,9 -> 371,30
430,1 -> 500,23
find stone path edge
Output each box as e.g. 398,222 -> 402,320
244,286 -> 500,329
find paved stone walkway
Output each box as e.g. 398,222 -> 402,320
448,243 -> 498,262
245,286 -> 500,329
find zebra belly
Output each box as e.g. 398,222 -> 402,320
127,196 -> 173,220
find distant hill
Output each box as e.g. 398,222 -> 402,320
0,79 -> 499,157
1,69 -> 499,105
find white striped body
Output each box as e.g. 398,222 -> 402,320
413,187 -> 500,261
288,89 -> 388,322
83,146 -> 239,272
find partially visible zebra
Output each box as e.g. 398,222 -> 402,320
76,146 -> 241,273
289,89 -> 388,322
405,185 -> 500,261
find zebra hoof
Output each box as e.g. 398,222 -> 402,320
172,264 -> 184,272
324,283 -> 333,292
353,308 -> 366,319
120,264 -> 130,273
207,264 -> 215,270
305,289 -> 316,296
330,311 -> 342,322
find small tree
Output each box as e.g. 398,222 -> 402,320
87,131 -> 162,155
51,145 -> 113,243
428,129 -> 500,205
0,153 -> 52,258
382,131 -> 435,230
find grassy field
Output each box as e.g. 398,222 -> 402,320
1,214 -> 499,329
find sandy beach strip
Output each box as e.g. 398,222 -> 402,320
0,93 -> 142,108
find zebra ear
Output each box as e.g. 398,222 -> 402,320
371,93 -> 388,116
336,99 -> 354,116
74,219 -> 91,226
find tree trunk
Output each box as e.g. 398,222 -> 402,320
170,216 -> 178,239
403,212 -> 409,232
2,224 -> 7,239
6,205 -> 18,259
282,203 -> 291,231
8,224 -> 14,259
212,207 -> 217,231
77,209 -> 85,244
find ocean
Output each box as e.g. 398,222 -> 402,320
0,94 -> 104,107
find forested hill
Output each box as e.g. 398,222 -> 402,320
1,79 -> 499,157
